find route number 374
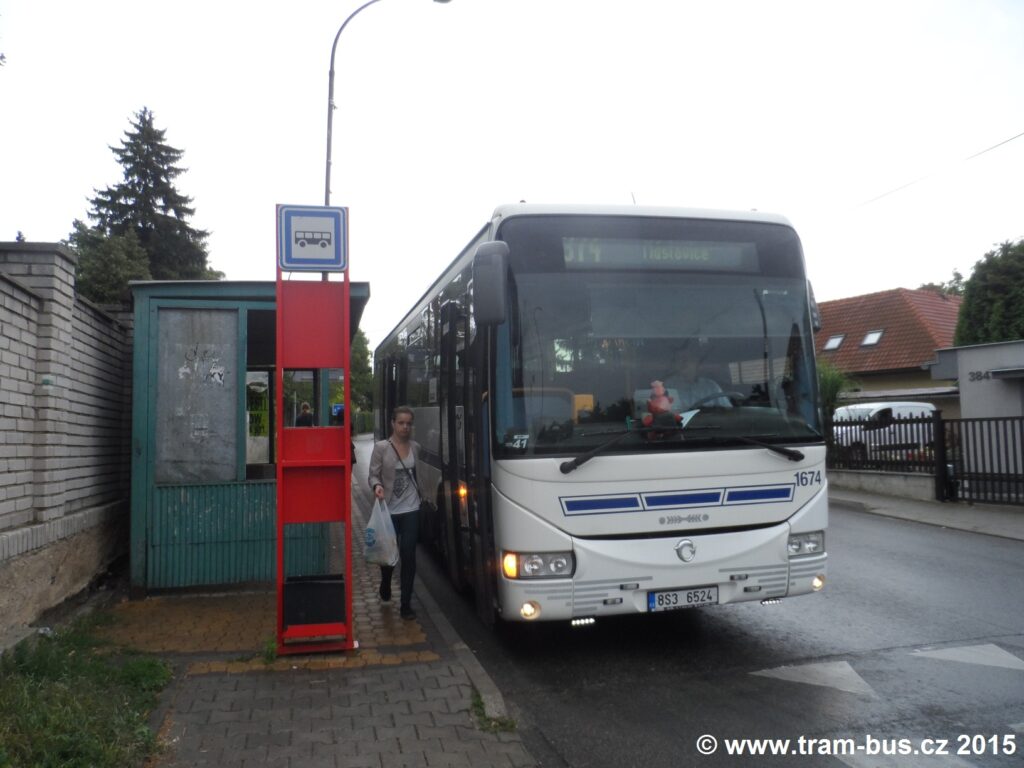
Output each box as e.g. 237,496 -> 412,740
794,470 -> 822,487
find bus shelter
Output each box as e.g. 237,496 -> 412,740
128,280 -> 368,594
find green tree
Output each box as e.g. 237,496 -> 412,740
954,239 -> 1024,346
817,359 -> 856,418
70,108 -> 221,303
350,330 -> 373,425
918,269 -> 965,296
68,221 -> 151,303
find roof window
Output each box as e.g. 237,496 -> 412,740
861,330 -> 884,346
823,334 -> 844,351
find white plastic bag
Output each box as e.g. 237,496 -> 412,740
365,498 -> 399,566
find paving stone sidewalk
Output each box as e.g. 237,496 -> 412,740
154,659 -> 529,768
98,500 -> 535,768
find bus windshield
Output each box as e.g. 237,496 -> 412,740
492,215 -> 823,459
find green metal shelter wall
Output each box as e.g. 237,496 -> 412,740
148,481 -> 329,589
131,281 -> 366,592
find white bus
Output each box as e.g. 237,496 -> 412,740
374,204 -> 827,625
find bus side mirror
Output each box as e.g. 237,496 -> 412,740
473,241 -> 510,326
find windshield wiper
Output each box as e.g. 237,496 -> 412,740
690,434 -> 805,461
558,423 -> 718,474
559,430 -> 638,474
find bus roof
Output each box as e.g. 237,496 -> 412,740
375,203 -> 799,352
489,203 -> 794,228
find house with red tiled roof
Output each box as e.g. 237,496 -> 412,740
815,288 -> 962,415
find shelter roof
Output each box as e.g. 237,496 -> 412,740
130,280 -> 370,340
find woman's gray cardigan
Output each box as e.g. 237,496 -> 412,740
367,439 -> 423,502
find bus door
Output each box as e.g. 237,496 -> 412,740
378,355 -> 405,437
439,301 -> 471,589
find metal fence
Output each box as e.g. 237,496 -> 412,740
944,417 -> 1024,505
826,412 -> 1024,505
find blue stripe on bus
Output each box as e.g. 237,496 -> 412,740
563,496 -> 642,513
559,483 -> 797,515
725,486 -> 793,503
644,491 -> 723,507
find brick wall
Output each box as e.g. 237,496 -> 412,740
0,243 -> 132,636
64,299 -> 132,514
0,270 -> 40,533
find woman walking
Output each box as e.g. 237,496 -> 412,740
368,406 -> 422,620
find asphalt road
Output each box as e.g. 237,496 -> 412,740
419,505 -> 1024,767
355,437 -> 1024,767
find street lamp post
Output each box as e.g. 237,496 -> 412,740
324,0 -> 450,207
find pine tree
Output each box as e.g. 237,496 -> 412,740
71,108 -> 221,302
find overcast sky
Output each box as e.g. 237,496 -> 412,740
1,0 -> 1022,349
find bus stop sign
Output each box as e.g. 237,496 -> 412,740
277,205 -> 348,271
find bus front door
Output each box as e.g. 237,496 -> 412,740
439,302 -> 471,591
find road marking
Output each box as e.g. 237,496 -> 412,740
910,643 -> 1024,670
1009,722 -> 1024,732
751,660 -> 876,696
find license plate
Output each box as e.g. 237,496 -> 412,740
648,586 -> 719,612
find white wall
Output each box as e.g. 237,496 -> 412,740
956,342 -> 1024,419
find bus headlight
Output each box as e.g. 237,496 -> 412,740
502,551 -> 575,579
787,531 -> 825,557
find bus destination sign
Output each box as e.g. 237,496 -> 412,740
562,237 -> 758,272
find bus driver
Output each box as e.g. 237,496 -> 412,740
666,344 -> 731,410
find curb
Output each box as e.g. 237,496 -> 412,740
829,494 -> 1024,542
414,576 -> 509,721
829,495 -> 873,514
352,436 -> 509,721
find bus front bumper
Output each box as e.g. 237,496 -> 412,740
496,522 -> 827,623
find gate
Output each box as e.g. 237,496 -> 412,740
944,417 -> 1024,505
826,412 -> 1024,506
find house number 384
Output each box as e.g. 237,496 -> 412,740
968,370 -> 991,382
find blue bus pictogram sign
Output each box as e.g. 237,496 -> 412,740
277,205 -> 347,271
